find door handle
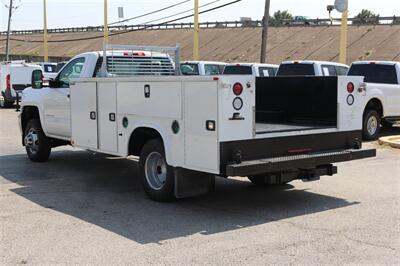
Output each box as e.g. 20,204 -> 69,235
90,111 -> 96,120
144,85 -> 150,98
67,94 -> 70,98
109,113 -> 116,122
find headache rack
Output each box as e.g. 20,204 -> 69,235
99,44 -> 181,77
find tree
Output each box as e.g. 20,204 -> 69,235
270,10 -> 293,25
354,9 -> 380,25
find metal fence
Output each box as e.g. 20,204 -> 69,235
1,16 -> 398,36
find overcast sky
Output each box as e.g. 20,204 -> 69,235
1,0 -> 398,31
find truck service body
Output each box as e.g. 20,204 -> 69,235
19,45 -> 375,201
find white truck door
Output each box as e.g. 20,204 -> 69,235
70,82 -> 98,150
184,81 -> 219,174
97,82 -> 118,153
44,57 -> 86,138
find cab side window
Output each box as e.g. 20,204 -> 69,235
321,65 -> 337,76
336,66 -> 349,76
204,64 -> 221,75
58,57 -> 86,87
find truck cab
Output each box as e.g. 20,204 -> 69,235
277,61 -> 349,77
347,61 -> 400,139
223,63 -> 279,77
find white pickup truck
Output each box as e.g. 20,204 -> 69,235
347,61 -> 400,140
223,63 -> 279,77
277,61 -> 349,76
19,44 -> 375,202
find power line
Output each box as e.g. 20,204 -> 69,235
138,0 -> 221,25
3,0 -> 242,43
108,0 -> 191,26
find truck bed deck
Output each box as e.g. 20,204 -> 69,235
255,123 -> 336,134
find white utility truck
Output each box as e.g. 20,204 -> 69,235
181,61 -> 226,76
0,61 -> 42,108
20,44 -> 375,202
223,63 -> 279,77
277,61 -> 349,77
347,61 -> 400,140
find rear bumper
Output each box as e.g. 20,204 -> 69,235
225,148 -> 376,176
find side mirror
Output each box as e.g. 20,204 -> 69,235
31,69 -> 43,89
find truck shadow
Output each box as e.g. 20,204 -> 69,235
1,151 -> 358,244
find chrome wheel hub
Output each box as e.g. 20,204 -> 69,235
145,152 -> 167,190
367,116 -> 378,136
24,128 -> 39,154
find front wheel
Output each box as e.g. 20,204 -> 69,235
139,139 -> 175,202
24,119 -> 51,162
363,109 -> 381,140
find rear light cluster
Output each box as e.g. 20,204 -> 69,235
6,74 -> 11,90
346,82 -> 355,106
232,83 -> 244,110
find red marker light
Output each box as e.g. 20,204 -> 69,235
233,83 -> 243,95
6,74 -> 10,90
347,82 -> 354,93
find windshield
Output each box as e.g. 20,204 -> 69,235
348,64 -> 398,84
277,64 -> 315,76
223,65 -> 252,75
181,63 -> 199,75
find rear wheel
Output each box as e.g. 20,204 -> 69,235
24,119 -> 51,162
139,139 -> 175,202
363,109 -> 381,140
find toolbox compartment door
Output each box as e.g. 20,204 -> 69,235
71,82 -> 98,150
184,81 -> 219,174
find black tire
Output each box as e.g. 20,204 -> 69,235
24,119 -> 51,162
248,175 -> 289,186
139,139 -> 175,202
0,92 -> 14,108
363,109 -> 381,140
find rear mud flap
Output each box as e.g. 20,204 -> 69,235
174,168 -> 215,199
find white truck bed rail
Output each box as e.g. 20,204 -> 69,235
99,44 -> 181,77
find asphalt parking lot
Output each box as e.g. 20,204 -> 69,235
1,108 -> 399,265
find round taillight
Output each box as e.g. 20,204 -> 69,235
233,97 -> 243,110
233,83 -> 243,96
347,82 -> 354,93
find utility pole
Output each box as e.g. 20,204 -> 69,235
339,10 -> 348,64
260,0 -> 270,63
43,0 -> 48,62
104,0 -> 109,44
193,0 -> 199,60
5,0 -> 13,61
